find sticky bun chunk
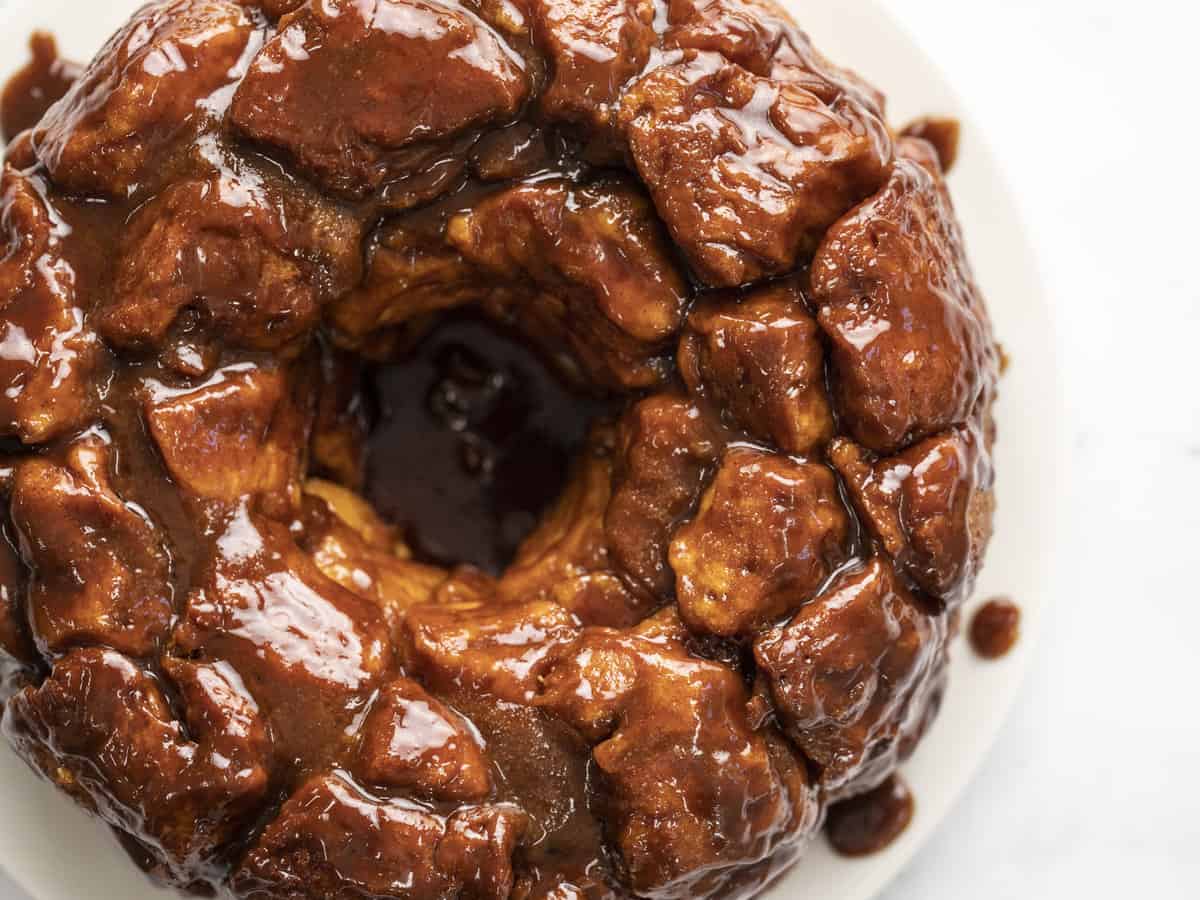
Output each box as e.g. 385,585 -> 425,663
0,0 -> 999,897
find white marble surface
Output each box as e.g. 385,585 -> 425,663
2,0 -> 1197,898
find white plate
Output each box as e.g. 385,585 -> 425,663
0,1 -> 1063,898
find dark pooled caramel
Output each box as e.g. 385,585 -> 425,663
826,774 -> 916,857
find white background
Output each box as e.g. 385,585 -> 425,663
2,0 -> 1199,898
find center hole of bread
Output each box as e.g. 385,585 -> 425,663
363,312 -> 604,575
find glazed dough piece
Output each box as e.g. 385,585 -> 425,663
670,447 -> 852,637
604,394 -> 722,597
33,0 -> 263,196
661,0 -> 887,118
402,599 -> 581,704
0,167 -> 102,443
679,280 -> 834,456
511,870 -> 626,900
172,508 -> 394,775
811,143 -> 998,453
441,669 -> 614,897
305,479 -> 398,549
830,427 -> 994,605
499,435 -> 655,627
469,121 -> 553,181
337,176 -> 690,390
246,0 -> 305,16
538,623 -> 820,899
499,449 -> 617,603
100,163 -> 361,369
527,0 -> 656,148
10,436 -> 172,657
754,558 -> 947,797
620,50 -> 891,287
3,647 -> 270,885
448,176 -> 690,389
662,0 -> 794,69
308,348 -> 371,489
298,482 -> 447,635
0,531 -> 35,699
354,677 -> 492,802
327,223 -> 488,357
230,0 -> 530,197
142,362 -> 311,513
233,771 -> 526,899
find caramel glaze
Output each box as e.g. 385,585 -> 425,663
0,33 -> 80,144
364,313 -> 616,573
900,116 -> 961,174
970,597 -> 1022,659
825,775 -> 916,857
0,1 -> 1002,897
